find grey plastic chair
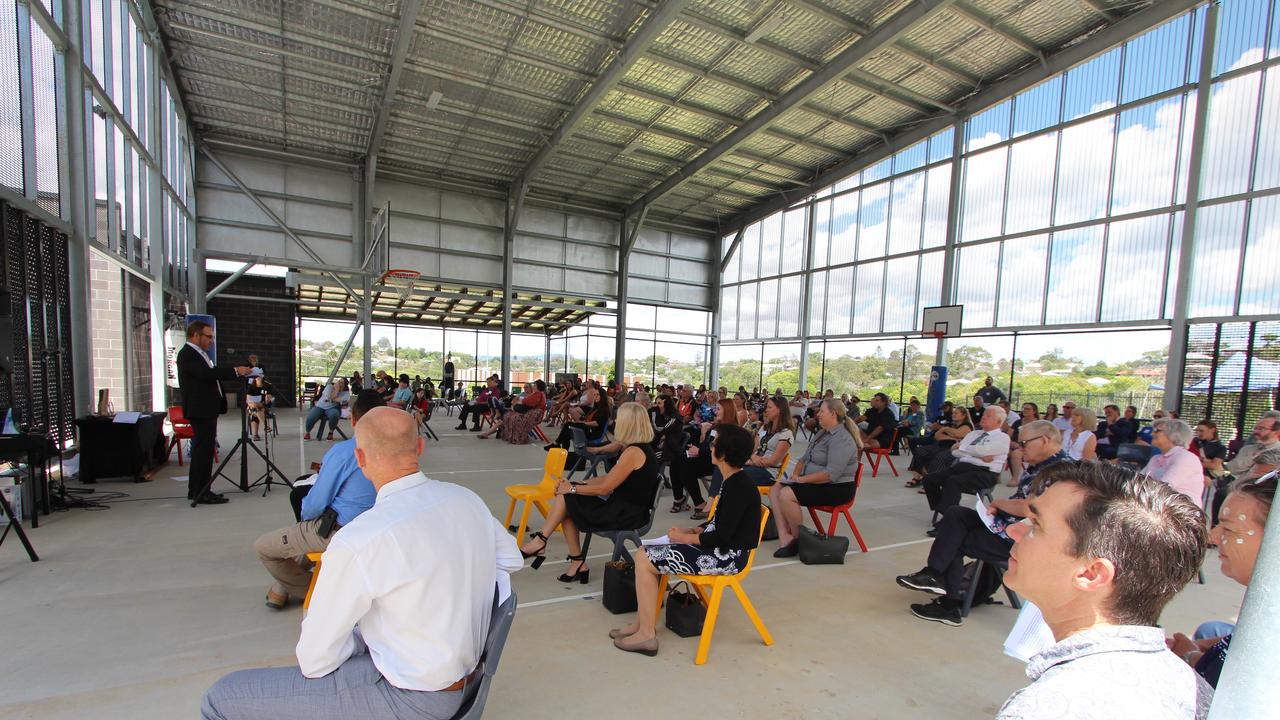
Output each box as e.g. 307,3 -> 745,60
451,589 -> 518,720
579,472 -> 665,560
565,425 -> 616,480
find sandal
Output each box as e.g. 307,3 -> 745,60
520,532 -> 549,570
690,506 -> 709,521
669,498 -> 690,513
904,478 -> 922,488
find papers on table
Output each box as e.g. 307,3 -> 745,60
1004,601 -> 1056,663
112,411 -> 142,424
976,494 -> 999,533
641,534 -> 671,546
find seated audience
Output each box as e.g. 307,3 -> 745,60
674,399 -> 738,518
732,392 -> 751,427
675,386 -> 696,423
388,375 -> 412,410
922,406 -> 1010,518
1143,418 -> 1206,507
1196,420 -> 1229,524
968,394 -> 986,426
1062,406 -> 1098,461
994,462 -> 1211,719
770,398 -> 863,558
545,386 -> 611,458
1168,475 -> 1275,689
349,370 -> 363,393
1095,404 -> 1138,460
1052,401 -> 1075,435
246,375 -> 272,442
1007,403 -> 1040,486
519,404 -> 659,584
611,424 -> 764,657
907,405 -> 972,487
255,390 -> 383,609
896,420 -> 1068,625
859,392 -> 898,449
482,380 -> 548,444
304,378 -> 350,441
203,407 -> 522,720
696,391 -> 720,424
898,398 -> 926,441
976,376 -> 1006,406
737,396 -> 794,490
454,377 -> 500,431
1224,412 -> 1280,483
1137,408 -> 1167,446
1043,403 -> 1059,425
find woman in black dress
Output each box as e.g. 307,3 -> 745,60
611,423 -> 763,656
519,403 -> 659,583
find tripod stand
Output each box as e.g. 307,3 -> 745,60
190,398 -> 291,507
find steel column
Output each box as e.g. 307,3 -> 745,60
61,0 -> 94,415
1165,2 -> 1217,412
798,202 -> 816,394
936,120 -> 966,366
615,205 -> 649,386
501,180 -> 527,384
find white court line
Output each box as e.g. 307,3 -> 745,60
514,537 -> 932,610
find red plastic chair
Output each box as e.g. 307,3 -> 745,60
806,465 -> 869,552
165,406 -> 218,466
868,428 -> 900,477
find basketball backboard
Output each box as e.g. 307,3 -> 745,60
921,305 -> 963,339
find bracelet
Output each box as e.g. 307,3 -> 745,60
1181,650 -> 1198,664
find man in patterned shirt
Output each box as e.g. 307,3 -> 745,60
896,420 -> 1066,626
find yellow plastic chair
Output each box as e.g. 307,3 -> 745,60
303,551 -> 324,609
758,452 -> 792,497
655,506 -> 773,665
502,448 -> 568,541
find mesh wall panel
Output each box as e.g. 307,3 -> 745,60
1181,321 -> 1280,441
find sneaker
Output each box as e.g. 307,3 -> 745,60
303,432 -> 311,440
896,568 -> 946,595
455,424 -> 468,431
910,598 -> 962,626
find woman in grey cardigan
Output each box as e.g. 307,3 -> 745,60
769,397 -> 864,558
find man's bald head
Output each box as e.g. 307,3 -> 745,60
354,407 -> 424,487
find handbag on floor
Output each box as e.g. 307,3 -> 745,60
602,559 -> 637,614
760,507 -> 779,541
798,525 -> 848,565
664,581 -> 706,638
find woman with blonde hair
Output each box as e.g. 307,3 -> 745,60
770,397 -> 864,557
1063,406 -> 1098,461
519,403 -> 659,583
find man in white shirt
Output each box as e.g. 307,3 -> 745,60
201,407 -> 523,720
922,406 -> 1011,521
1053,401 -> 1076,435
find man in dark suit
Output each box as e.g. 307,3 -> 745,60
177,320 -> 250,505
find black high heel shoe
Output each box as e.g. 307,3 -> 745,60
522,532 -> 549,570
558,554 -> 589,584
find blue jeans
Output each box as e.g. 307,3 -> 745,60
201,653 -> 464,720
305,405 -> 340,434
1195,620 -> 1235,640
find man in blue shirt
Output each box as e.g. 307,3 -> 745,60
254,390 -> 384,610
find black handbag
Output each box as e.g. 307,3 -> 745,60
761,508 -> 779,541
664,581 -> 706,637
797,525 -> 848,565
602,560 -> 637,614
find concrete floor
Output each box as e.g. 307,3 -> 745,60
0,408 -> 1242,719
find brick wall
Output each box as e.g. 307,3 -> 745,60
206,272 -> 297,407
89,251 -> 127,409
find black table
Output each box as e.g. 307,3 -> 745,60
0,432 -> 55,528
74,412 -> 168,484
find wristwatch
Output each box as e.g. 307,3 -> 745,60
569,484 -> 577,494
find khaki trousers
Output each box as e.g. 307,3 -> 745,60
254,518 -> 333,599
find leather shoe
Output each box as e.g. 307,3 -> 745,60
772,540 -> 799,558
195,493 -> 229,505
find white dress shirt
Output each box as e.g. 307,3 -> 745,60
296,472 -> 523,690
952,428 -> 1011,473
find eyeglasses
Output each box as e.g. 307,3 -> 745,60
1017,435 -> 1046,449
201,333 -> 214,339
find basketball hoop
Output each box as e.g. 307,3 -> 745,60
380,269 -> 420,303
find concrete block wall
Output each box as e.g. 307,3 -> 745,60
205,272 -> 296,407
89,251 -> 127,410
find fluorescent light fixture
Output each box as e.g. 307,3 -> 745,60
745,13 -> 785,44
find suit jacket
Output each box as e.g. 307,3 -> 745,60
177,343 -> 238,419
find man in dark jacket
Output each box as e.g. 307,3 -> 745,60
177,320 -> 249,505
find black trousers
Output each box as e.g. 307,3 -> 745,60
671,451 -> 709,506
927,506 -> 1014,599
923,462 -> 998,512
456,403 -> 485,427
187,416 -> 218,500
290,483 -> 312,522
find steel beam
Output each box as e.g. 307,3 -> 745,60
628,0 -> 953,216
206,258 -> 263,301
615,204 -> 648,384
519,0 -> 692,186
722,0 -> 1204,233
366,0 -> 425,163
199,147 -> 360,301
950,1 -> 1046,67
1165,2 -> 1217,413
501,179 -> 527,383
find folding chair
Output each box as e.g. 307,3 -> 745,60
805,465 -> 869,552
868,428 -> 900,477
451,590 -> 518,720
503,449 -> 567,541
655,507 -> 773,665
580,472 -> 665,561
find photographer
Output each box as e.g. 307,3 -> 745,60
254,390 -> 384,610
